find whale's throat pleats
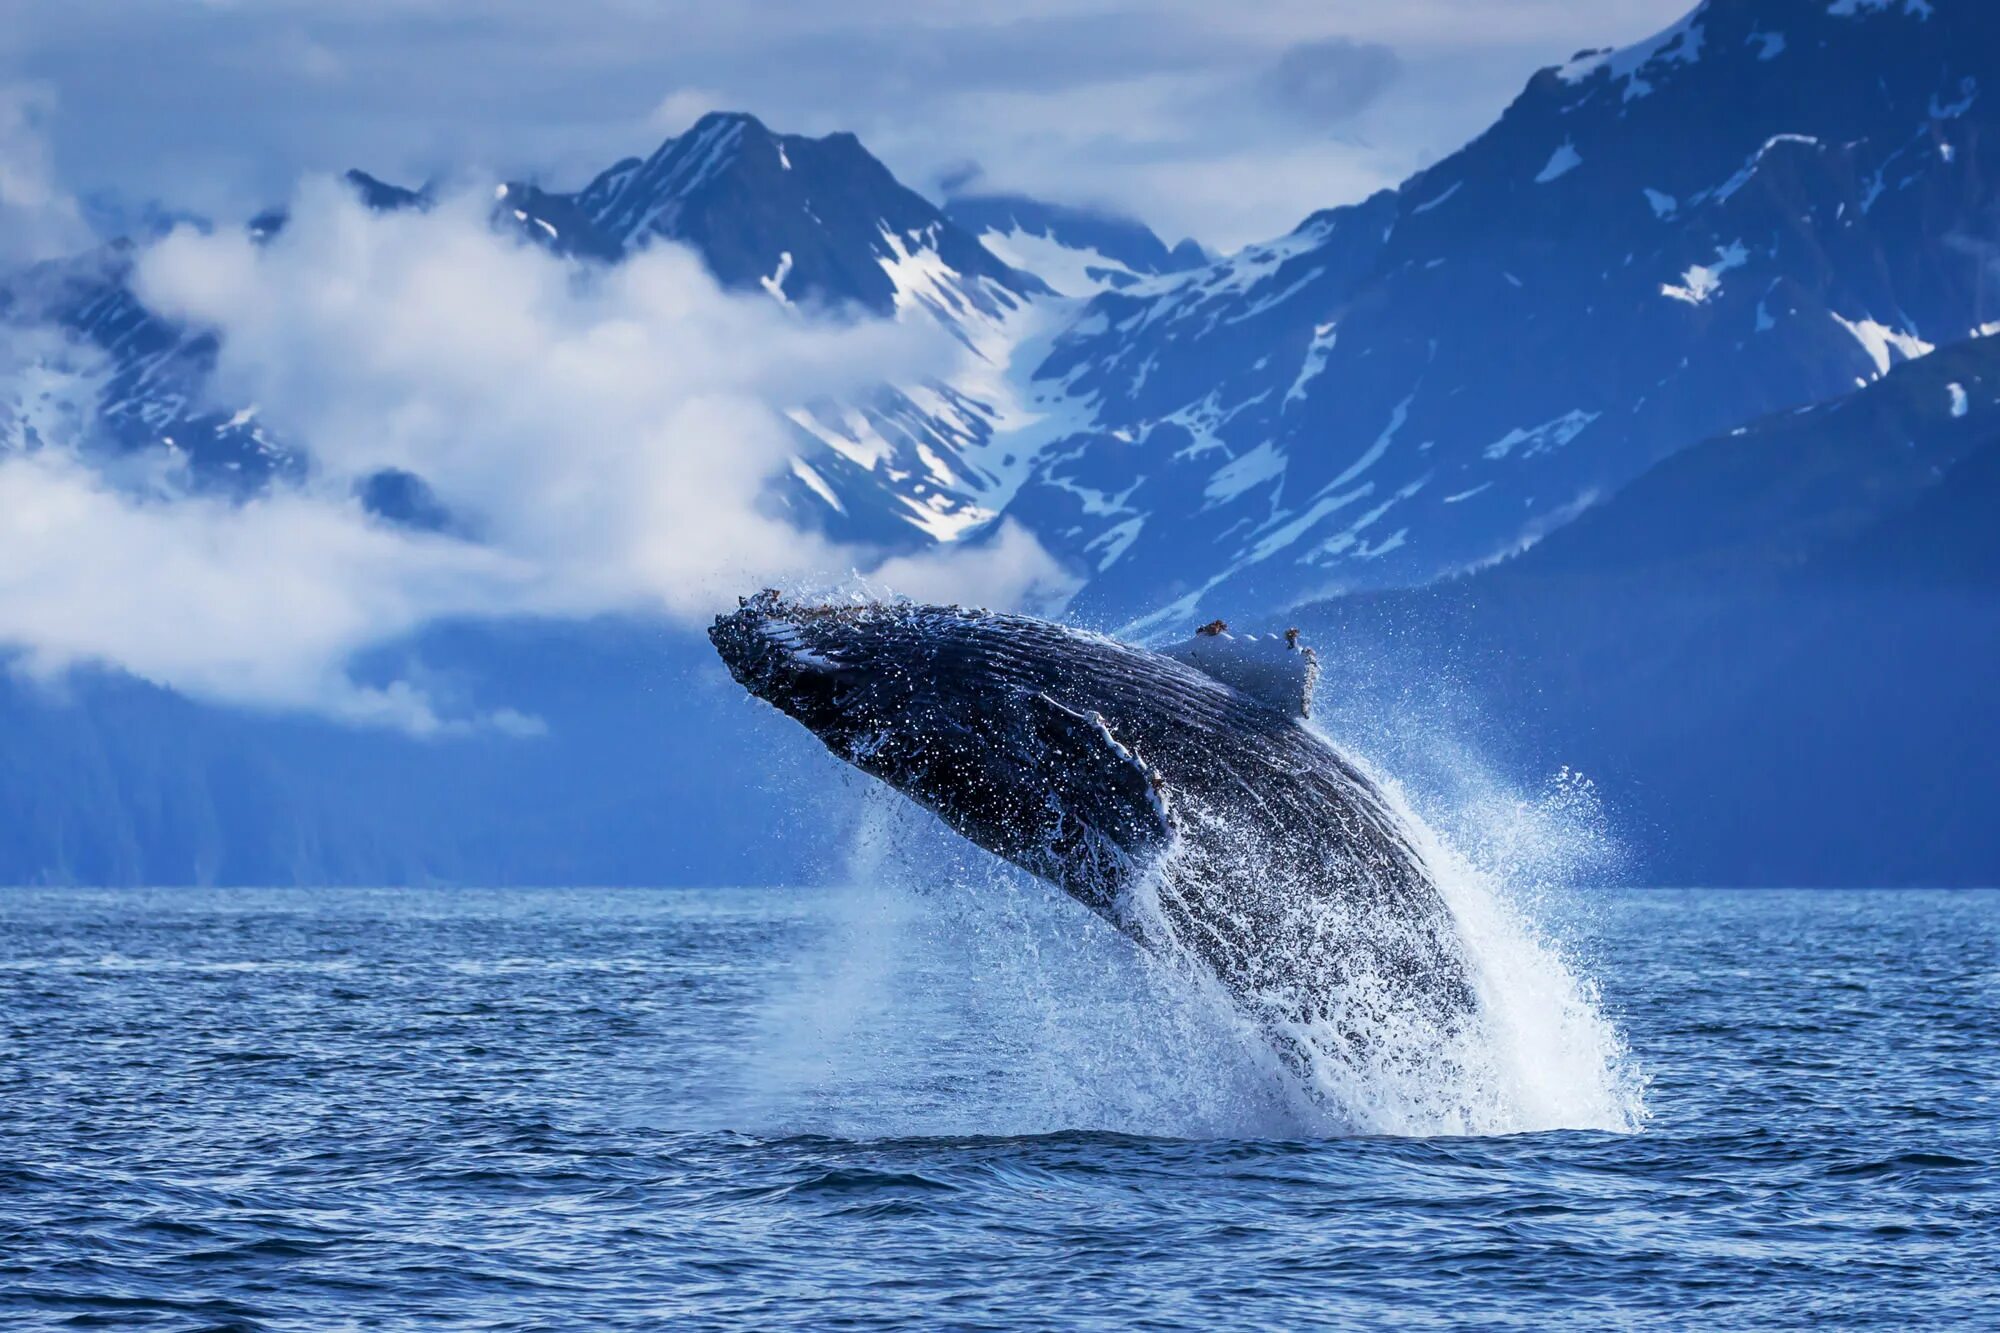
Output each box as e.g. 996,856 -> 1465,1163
1161,630 -> 1319,718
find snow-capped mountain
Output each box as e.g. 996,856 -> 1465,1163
1,112 -> 1088,549
500,112 -> 1048,318
0,167 -> 431,490
0,245 -> 288,489
476,113 -> 1083,549
509,112 -> 1081,549
1423,322 -> 2000,585
986,0 -> 2000,625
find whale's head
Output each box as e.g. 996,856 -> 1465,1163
708,591 -> 1174,911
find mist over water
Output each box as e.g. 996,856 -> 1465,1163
729,720 -> 1646,1141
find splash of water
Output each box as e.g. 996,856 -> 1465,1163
1358,756 -> 1647,1136
732,788 -> 1308,1138
737,732 -> 1645,1140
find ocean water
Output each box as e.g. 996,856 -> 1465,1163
1,881 -> 1992,1330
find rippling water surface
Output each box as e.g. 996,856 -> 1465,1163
2,884 -> 1993,1329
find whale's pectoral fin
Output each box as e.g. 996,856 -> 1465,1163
1027,692 -> 1174,855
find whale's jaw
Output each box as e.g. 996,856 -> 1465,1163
707,590 -> 847,729
707,593 -> 1175,919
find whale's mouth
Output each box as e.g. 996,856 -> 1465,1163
710,591 -> 833,687
708,591 -> 888,739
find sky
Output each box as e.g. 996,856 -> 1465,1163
6,0 -> 1698,250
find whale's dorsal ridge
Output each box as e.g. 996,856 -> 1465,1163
1161,625 -> 1320,718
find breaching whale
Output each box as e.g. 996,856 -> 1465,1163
709,592 -> 1475,1089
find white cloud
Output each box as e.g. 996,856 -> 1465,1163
0,448 -> 531,732
868,519 -> 1076,611
0,178 -> 1070,730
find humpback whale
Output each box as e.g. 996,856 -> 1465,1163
709,592 -> 1475,1090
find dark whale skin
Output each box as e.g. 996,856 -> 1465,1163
710,593 -> 1475,1081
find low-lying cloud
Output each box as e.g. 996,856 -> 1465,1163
0,178 -> 1071,731
0,447 -> 533,732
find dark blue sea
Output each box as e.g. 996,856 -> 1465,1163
2,883 -> 1993,1330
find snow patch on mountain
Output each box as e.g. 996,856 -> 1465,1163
1928,77 -> 1978,120
1706,135 -> 1821,204
788,405 -> 896,472
1662,241 -> 1749,305
1411,182 -> 1463,215
1192,221 -> 1334,303
975,227 -> 1136,298
1536,142 -> 1583,184
1484,410 -> 1601,462
614,117 -> 746,248
1330,395 -> 1414,490
1247,485 -> 1375,570
789,457 -> 843,511
1284,323 -> 1337,408
1832,313 -> 1935,378
1086,517 -> 1144,572
1204,440 -> 1286,505
1558,5 -> 1708,96
760,251 -> 794,304
878,226 -> 956,311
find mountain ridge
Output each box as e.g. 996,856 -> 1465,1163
18,3 -> 1997,625
986,0 -> 1999,626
